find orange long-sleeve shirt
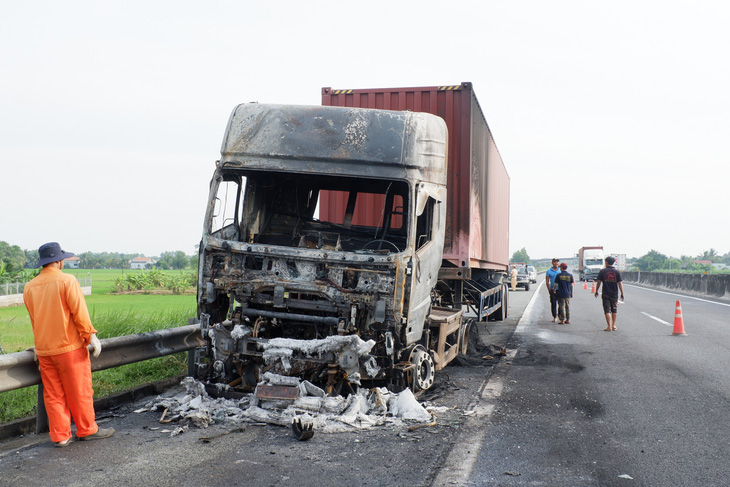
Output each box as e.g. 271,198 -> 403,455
23,267 -> 97,357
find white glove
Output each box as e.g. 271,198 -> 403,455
89,333 -> 102,358
26,346 -> 38,363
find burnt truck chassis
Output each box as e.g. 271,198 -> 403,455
191,103 -> 507,397
191,236 -> 505,396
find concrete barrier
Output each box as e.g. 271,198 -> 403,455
623,271 -> 730,301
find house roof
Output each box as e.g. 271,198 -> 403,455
64,256 -> 80,261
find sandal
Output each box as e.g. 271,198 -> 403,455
54,437 -> 75,448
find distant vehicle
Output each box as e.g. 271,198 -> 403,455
609,253 -> 627,271
526,265 -> 537,283
578,246 -> 604,281
505,266 -> 530,291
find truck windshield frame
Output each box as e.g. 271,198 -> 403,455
207,168 -> 412,253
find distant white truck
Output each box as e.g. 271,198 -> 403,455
578,246 -> 604,281
610,254 -> 627,271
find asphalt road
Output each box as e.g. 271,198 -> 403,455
0,288 -> 526,487
467,277 -> 730,486
2,277 -> 728,486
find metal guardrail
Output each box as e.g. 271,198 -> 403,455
0,324 -> 205,433
0,324 -> 204,393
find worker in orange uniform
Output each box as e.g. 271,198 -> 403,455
23,242 -> 115,447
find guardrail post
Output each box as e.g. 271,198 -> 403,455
36,383 -> 49,434
187,349 -> 196,377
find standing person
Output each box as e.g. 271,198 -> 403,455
545,258 -> 561,322
23,242 -> 115,447
510,265 -> 518,291
594,255 -> 625,331
552,263 -> 574,324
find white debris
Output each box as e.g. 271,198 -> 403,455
300,380 -> 326,398
231,324 -> 253,339
147,377 -> 433,436
618,474 -> 634,480
262,335 -> 376,372
292,396 -> 323,413
388,388 -> 432,421
262,372 -> 301,387
170,425 -> 188,437
364,356 -> 381,378
426,406 -> 451,413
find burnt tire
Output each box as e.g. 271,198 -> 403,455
460,320 -> 472,355
497,284 -> 508,320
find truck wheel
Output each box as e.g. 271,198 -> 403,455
460,320 -> 473,355
494,284 -> 508,321
524,284 -> 530,291
410,346 -> 435,391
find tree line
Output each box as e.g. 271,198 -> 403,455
631,249 -> 730,272
0,240 -> 198,283
510,247 -> 730,273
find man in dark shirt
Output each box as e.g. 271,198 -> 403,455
552,263 -> 574,324
594,256 -> 625,331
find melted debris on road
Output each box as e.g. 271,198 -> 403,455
137,375 -> 433,435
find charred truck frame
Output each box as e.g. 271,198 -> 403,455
194,83 -> 510,395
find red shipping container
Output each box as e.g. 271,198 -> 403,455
321,82 -> 509,273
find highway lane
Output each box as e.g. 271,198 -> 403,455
468,279 -> 730,486
619,283 -> 730,397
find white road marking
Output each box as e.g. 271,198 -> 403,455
641,311 -> 671,326
434,285 -> 548,484
515,282 -> 543,334
431,349 -> 517,485
624,283 -> 730,307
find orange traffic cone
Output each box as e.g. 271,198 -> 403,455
590,281 -> 595,293
583,280 -> 587,290
672,300 -> 687,336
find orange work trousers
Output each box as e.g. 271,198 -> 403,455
38,346 -> 98,442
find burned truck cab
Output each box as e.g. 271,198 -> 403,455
194,103 -> 448,394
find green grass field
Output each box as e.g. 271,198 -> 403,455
0,269 -> 198,422
0,269 -> 196,352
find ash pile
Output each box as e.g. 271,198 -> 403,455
140,374 -> 433,436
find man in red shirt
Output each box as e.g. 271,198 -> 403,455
24,242 -> 115,447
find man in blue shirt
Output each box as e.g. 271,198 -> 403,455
545,258 -> 561,323
552,263 -> 575,324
